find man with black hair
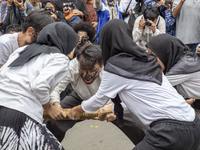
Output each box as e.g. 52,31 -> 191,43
0,9 -> 54,67
132,6 -> 165,50
45,44 -> 147,145
73,21 -> 96,48
1,0 -> 33,30
45,44 -> 104,142
5,24 -> 21,33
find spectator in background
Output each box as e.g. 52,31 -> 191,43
29,0 -> 42,10
59,0 -> 86,19
0,9 -> 54,68
1,0 -> 33,31
62,1 -> 82,26
132,6 -> 165,50
73,21 -> 96,49
84,0 -> 97,28
43,0 -> 68,23
119,0 -> 137,23
145,0 -> 176,36
5,23 -> 21,33
0,0 -> 3,35
93,0 -> 122,44
162,0 -> 176,36
172,0 -> 200,52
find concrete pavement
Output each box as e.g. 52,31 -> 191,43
61,120 -> 135,150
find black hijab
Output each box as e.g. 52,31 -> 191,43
146,34 -> 200,75
43,0 -> 63,12
9,22 -> 79,67
100,19 -> 162,85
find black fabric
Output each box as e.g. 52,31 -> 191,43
0,106 -> 64,150
146,34 -> 191,74
133,115 -> 200,150
111,94 -> 124,127
100,19 -> 162,85
43,0 -> 63,12
9,22 -> 79,67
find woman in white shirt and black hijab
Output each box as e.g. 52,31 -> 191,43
68,19 -> 200,150
0,22 -> 79,149
146,34 -> 200,110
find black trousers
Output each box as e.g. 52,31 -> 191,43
45,90 -> 148,145
133,114 -> 200,150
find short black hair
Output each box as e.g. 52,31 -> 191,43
143,6 -> 159,21
77,44 -> 103,69
22,9 -> 54,33
6,24 -> 22,33
73,22 -> 96,41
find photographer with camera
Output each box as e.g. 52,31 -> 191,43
43,0 -> 68,23
1,0 -> 33,32
132,6 -> 166,50
62,2 -> 82,27
73,21 -> 96,49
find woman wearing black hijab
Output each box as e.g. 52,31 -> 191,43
43,0 -> 68,23
68,19 -> 200,150
0,22 -> 79,149
146,33 -> 200,108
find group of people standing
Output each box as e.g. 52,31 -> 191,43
0,0 -> 200,150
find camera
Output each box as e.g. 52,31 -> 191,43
63,2 -> 75,11
165,0 -> 172,6
81,36 -> 89,44
107,0 -> 114,6
145,20 -> 152,26
44,7 -> 53,14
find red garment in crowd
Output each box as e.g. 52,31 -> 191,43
83,0 -> 97,23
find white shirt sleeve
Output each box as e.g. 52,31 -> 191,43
81,70 -> 127,113
49,58 -> 78,104
31,55 -> 70,105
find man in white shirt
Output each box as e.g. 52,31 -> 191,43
0,9 -> 54,68
46,44 -> 147,145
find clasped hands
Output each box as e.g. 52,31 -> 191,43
68,104 -> 117,122
45,102 -> 117,122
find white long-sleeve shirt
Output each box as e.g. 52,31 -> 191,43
167,71 -> 200,99
82,70 -> 195,126
0,46 -> 70,124
50,58 -> 102,104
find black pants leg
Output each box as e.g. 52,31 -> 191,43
133,115 -> 200,150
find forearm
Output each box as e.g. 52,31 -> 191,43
2,6 -> 12,26
172,0 -> 184,17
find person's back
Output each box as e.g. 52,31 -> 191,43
0,46 -> 69,123
0,9 -> 54,67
